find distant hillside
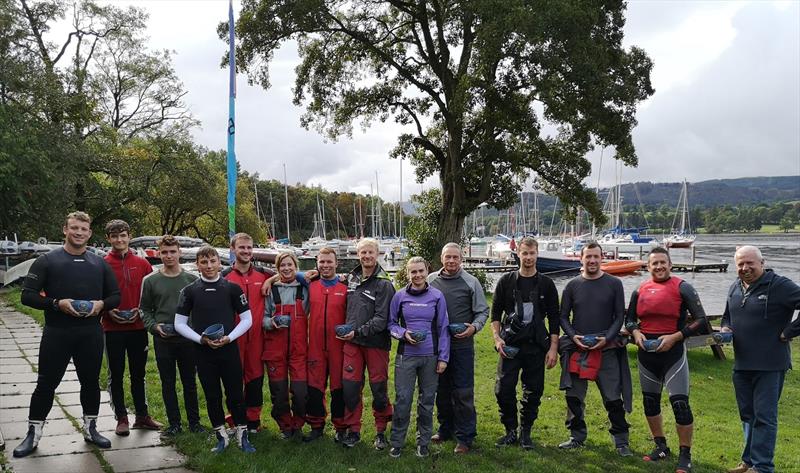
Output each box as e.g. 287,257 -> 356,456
402,176 -> 800,215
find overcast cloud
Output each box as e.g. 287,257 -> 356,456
93,0 -> 799,200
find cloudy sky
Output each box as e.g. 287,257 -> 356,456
92,0 -> 799,201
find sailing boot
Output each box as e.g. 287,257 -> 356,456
13,420 -> 44,458
211,425 -> 229,453
235,425 -> 256,453
83,416 -> 111,448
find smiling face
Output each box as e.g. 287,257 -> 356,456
407,261 -> 428,289
440,247 -> 462,274
196,254 -> 221,279
647,252 -> 672,282
63,217 -> 92,251
735,247 -> 765,285
106,231 -> 130,254
358,244 -> 378,271
232,237 -> 253,265
317,251 -> 337,279
278,256 -> 297,282
581,246 -> 603,276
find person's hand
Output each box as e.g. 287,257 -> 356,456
59,299 -> 82,317
88,300 -> 104,317
403,331 -> 419,345
494,335 -> 507,357
109,309 -> 131,324
305,269 -> 319,280
206,336 -> 230,349
129,308 -> 141,322
454,323 -> 476,339
155,324 -> 169,338
720,326 -> 733,333
337,330 -> 355,341
572,335 -> 589,351
589,337 -> 607,351
780,333 -> 788,342
545,348 -> 558,369
631,330 -> 647,351
655,333 -> 681,353
201,335 -> 211,346
436,361 -> 447,374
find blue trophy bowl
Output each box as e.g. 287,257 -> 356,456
71,300 -> 93,316
274,315 -> 292,328
116,309 -> 136,320
712,332 -> 733,344
503,346 -> 520,359
582,335 -> 598,347
161,323 -> 176,336
410,330 -> 427,342
335,324 -> 353,337
202,323 -> 225,341
448,323 -> 468,336
643,339 -> 662,352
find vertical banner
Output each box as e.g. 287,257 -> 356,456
226,0 -> 237,239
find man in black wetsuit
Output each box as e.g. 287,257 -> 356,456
626,247 -> 708,473
14,211 -> 121,458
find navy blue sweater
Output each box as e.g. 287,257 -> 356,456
722,269 -> 800,371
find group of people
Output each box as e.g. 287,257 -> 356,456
11,212 -> 800,473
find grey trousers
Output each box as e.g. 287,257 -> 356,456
390,355 -> 438,448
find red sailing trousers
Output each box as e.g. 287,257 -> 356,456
341,342 -> 393,433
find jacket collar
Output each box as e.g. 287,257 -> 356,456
405,282 -> 429,295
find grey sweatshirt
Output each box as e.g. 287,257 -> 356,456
428,267 -> 489,348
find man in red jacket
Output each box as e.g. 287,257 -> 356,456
222,233 -> 269,433
102,220 -> 162,436
304,247 -> 348,443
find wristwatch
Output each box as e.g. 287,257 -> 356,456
52,298 -> 60,310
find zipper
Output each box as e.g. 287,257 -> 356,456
323,291 -> 329,352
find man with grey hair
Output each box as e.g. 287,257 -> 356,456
428,242 -> 489,454
722,245 -> 800,473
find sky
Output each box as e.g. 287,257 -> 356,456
88,0 -> 800,202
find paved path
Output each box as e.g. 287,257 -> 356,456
0,301 -> 192,473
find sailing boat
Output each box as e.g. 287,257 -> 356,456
663,179 -> 696,248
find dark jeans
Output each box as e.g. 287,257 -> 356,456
195,343 -> 245,428
153,337 -> 200,427
494,346 -> 545,431
105,330 -> 149,418
30,324 -> 104,420
435,344 -> 477,445
733,370 -> 786,473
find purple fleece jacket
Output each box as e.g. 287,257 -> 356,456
389,284 -> 450,362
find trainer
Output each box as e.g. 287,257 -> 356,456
722,245 -> 800,473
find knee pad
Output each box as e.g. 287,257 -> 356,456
642,391 -> 662,417
370,381 -> 390,411
669,395 -> 693,425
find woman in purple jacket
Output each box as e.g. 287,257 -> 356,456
388,256 -> 450,458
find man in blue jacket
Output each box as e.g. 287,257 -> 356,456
721,246 -> 800,473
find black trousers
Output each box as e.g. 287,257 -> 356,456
153,337 -> 200,427
29,324 -> 104,421
195,343 -> 246,428
105,330 -> 149,418
494,346 -> 545,431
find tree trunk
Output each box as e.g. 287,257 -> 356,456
437,170 -> 466,248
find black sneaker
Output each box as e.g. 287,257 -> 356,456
279,430 -> 295,440
303,428 -> 324,443
161,424 -> 182,438
416,445 -> 430,457
374,432 -> 388,450
495,430 -> 518,447
333,430 -> 347,444
342,431 -> 361,448
643,443 -> 671,461
389,447 -> 402,458
558,438 -> 584,449
519,430 -> 534,450
676,447 -> 692,473
617,445 -> 634,457
189,423 -> 206,434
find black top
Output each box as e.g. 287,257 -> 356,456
21,248 -> 120,328
560,273 -> 625,343
176,277 -> 249,337
492,271 -> 560,350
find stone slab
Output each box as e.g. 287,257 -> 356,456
0,363 -> 34,374
21,431 -> 93,457
139,469 -> 195,473
22,349 -> 39,357
54,381 -> 82,394
0,350 -> 23,358
103,445 -> 185,472
0,357 -> 31,365
0,394 -> 33,409
0,372 -> 37,383
102,428 -> 163,450
57,390 -> 109,407
0,382 -> 35,395
0,407 -> 68,423
6,451 -> 104,473
0,417 -> 77,440
62,403 -> 114,420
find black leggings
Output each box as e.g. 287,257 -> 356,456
29,324 -> 104,421
195,343 -> 245,428
105,330 -> 149,418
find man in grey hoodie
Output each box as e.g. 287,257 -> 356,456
427,243 -> 489,454
722,246 -> 800,473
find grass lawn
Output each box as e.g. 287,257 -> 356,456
3,288 -> 799,473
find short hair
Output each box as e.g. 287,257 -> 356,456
518,236 -> 538,250
230,232 -> 253,247
648,246 -> 671,263
157,235 -> 180,249
580,241 -> 603,257
65,211 -> 91,226
357,237 -> 379,251
735,245 -> 764,261
196,245 -> 219,261
317,247 -> 337,260
406,256 -> 428,274
441,242 -> 462,255
275,251 -> 298,269
104,219 -> 130,236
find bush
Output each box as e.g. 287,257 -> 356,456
465,268 -> 492,293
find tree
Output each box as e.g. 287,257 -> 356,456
228,0 -> 653,247
405,189 -> 444,268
